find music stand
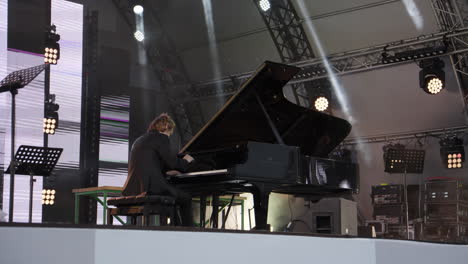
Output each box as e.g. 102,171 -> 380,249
384,148 -> 425,239
0,64 -> 48,222
5,145 -> 62,223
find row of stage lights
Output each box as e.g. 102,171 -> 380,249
308,56 -> 446,112
43,27 -> 60,206
43,25 -> 60,135
383,137 -> 465,172
311,52 -> 446,112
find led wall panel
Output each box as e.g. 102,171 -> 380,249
99,95 -> 129,187
0,0 -> 7,211
48,0 -> 83,170
97,95 -> 129,224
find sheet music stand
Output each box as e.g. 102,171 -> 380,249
384,148 -> 425,240
0,64 -> 48,222
5,145 -> 62,223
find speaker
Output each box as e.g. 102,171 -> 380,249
290,198 -> 357,235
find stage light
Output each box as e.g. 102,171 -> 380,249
440,137 -> 465,169
426,76 -> 443,94
43,116 -> 58,135
133,5 -> 144,14
419,58 -> 445,95
134,30 -> 145,42
42,189 -> 56,205
309,79 -> 332,112
259,0 -> 271,12
44,96 -> 59,135
314,96 -> 329,111
44,25 -> 60,65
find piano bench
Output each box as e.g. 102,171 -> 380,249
107,195 -> 177,226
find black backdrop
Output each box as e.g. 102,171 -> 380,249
8,0 -> 50,54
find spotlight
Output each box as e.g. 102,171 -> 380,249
426,76 -> 443,94
44,96 -> 59,135
440,137 -> 465,169
259,0 -> 271,12
44,25 -> 60,65
419,58 -> 445,95
133,5 -> 144,15
314,96 -> 329,111
42,189 -> 56,205
134,30 -> 145,42
310,79 -> 331,112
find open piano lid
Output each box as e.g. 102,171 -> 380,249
181,61 -> 351,157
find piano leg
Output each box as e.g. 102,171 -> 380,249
252,185 -> 272,231
211,195 -> 220,228
200,195 -> 206,228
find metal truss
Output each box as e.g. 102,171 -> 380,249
343,125 -> 468,145
79,10 -> 100,223
111,0 -> 205,144
255,0 -> 314,62
188,28 -> 468,101
254,0 -> 315,107
431,0 -> 468,112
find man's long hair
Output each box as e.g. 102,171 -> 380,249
147,113 -> 176,134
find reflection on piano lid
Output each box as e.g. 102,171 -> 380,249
304,157 -> 359,193
180,61 -> 351,158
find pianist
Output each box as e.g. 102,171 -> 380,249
122,113 -> 195,226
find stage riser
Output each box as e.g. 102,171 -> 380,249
0,226 -> 467,264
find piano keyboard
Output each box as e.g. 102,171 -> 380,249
172,169 -> 229,178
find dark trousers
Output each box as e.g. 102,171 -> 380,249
163,185 -> 193,227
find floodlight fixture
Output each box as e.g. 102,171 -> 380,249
314,96 -> 329,111
133,5 -> 144,14
310,79 -> 331,112
134,30 -> 145,42
259,0 -> 271,12
42,189 -> 56,205
44,25 -> 60,65
440,137 -> 465,169
419,58 -> 445,95
44,96 -> 59,135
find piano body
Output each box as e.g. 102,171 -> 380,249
170,61 -> 357,230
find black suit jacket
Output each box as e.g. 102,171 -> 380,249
122,131 -> 189,196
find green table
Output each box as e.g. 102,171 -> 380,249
73,186 -> 123,225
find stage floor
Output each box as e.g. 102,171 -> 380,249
0,223 -> 467,264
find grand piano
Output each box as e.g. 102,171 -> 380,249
169,61 -> 357,230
